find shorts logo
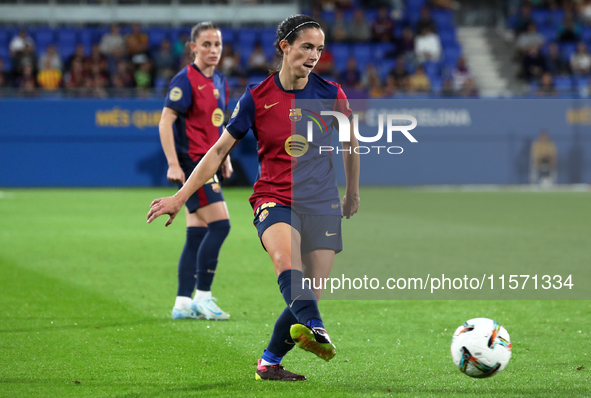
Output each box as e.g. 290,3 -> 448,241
289,108 -> 302,122
211,183 -> 221,193
231,102 -> 240,119
259,209 -> 269,222
260,202 -> 277,210
284,135 -> 309,157
331,203 -> 340,209
213,88 -> 219,99
169,87 -> 183,101
211,108 -> 224,127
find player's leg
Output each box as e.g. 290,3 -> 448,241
191,200 -> 231,320
302,249 -> 336,301
172,208 -> 207,319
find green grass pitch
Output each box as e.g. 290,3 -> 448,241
0,187 -> 589,397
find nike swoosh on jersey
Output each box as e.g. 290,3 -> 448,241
198,85 -> 207,90
289,295 -> 302,308
325,231 -> 337,237
264,102 -> 280,109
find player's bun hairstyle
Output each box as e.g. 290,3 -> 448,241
271,14 -> 322,74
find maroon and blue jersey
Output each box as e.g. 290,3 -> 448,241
226,73 -> 351,216
165,64 -> 229,165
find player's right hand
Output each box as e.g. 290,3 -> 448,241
167,165 -> 185,185
147,195 -> 183,227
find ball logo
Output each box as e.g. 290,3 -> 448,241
211,108 -> 224,127
231,102 -> 240,119
284,135 -> 309,157
169,87 -> 182,102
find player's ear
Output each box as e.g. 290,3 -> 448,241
279,39 -> 290,55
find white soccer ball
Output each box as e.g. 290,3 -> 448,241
450,317 -> 512,378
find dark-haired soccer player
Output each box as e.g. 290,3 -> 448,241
148,14 -> 360,380
159,22 -> 232,321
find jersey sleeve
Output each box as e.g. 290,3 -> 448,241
164,70 -> 192,114
335,84 -> 353,120
226,87 -> 255,140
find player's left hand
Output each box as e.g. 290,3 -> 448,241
147,195 -> 183,227
342,194 -> 360,219
221,158 -> 233,180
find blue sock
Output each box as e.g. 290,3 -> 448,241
262,306 -> 298,364
277,269 -> 324,328
177,227 -> 207,297
196,219 -> 230,292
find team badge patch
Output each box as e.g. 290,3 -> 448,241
231,102 -> 240,119
213,88 -> 219,99
211,108 -> 224,127
289,108 -> 302,122
211,183 -> 221,193
259,209 -> 269,222
169,87 -> 182,101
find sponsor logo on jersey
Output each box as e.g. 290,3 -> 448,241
284,135 -> 309,157
289,108 -> 302,122
231,102 -> 240,119
169,87 -> 183,101
211,108 -> 224,127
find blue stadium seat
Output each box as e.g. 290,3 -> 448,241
443,47 -> 462,66
1,57 -> 12,72
237,28 -> 257,49
430,77 -> 443,93
379,59 -> 396,81
406,0 -> 426,13
35,28 -> 55,56
219,27 -> 234,45
148,28 -> 169,50
431,10 -> 454,30
423,61 -> 440,79
550,9 -> 565,29
57,43 -> 77,61
364,9 -> 378,24
226,77 -> 239,88
560,42 -> 577,61
575,76 -> 590,91
247,76 -> 265,86
343,10 -> 354,21
352,43 -> 372,70
260,28 -> 277,60
0,28 -> 9,48
321,11 -> 335,24
439,31 -> 458,48
554,76 -> 573,93
373,43 -> 396,60
582,27 -> 591,43
530,9 -> 550,29
57,28 -> 77,46
539,27 -> 557,42
0,47 -> 9,60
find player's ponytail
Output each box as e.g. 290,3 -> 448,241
270,14 -> 322,74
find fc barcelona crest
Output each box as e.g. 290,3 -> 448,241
289,108 -> 302,122
213,88 -> 219,99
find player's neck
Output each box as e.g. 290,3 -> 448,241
278,68 -> 308,91
194,59 -> 215,78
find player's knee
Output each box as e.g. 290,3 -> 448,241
271,251 -> 292,274
208,219 -> 231,237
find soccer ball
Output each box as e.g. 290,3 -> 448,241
450,317 -> 512,378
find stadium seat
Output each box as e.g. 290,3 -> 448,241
539,27 -> 557,42
260,28 -> 277,60
35,27 -> 55,56
554,76 -> 573,93
0,28 -> 9,48
57,43 -> 77,61
550,9 -> 565,29
373,43 -> 396,60
439,30 -> 458,48
364,9 -> 378,24
219,27 -> 234,45
1,57 -> 11,72
430,77 -> 443,93
379,59 -> 396,81
530,9 -> 550,29
560,43 -> 577,61
237,28 -> 257,50
321,11 -> 335,24
423,61 -> 440,80
443,47 -> 462,66
331,43 -> 350,71
352,44 -> 372,70
582,27 -> 591,43
147,28 -> 169,51
431,10 -> 454,30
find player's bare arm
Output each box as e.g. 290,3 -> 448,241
159,107 -> 185,184
147,130 -> 239,226
341,120 -> 360,219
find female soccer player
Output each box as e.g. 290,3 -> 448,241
159,22 -> 232,321
148,15 -> 360,380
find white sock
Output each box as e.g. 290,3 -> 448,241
193,290 -> 212,301
174,296 -> 192,309
260,358 -> 276,366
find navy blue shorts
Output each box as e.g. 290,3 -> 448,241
253,202 -> 342,254
177,166 -> 224,214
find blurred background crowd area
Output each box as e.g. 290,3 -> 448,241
1,0 -> 590,99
